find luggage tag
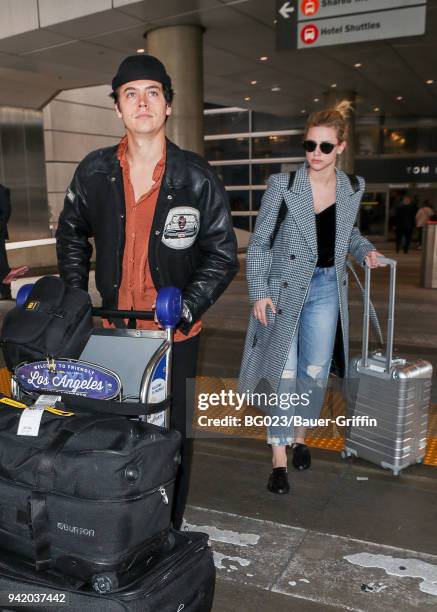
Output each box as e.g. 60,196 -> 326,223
17,394 -> 62,437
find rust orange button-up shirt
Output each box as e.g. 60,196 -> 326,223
115,136 -> 201,341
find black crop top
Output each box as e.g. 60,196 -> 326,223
315,203 -> 336,267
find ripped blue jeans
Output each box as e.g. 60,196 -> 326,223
268,266 -> 340,446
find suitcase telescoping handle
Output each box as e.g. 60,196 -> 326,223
362,257 -> 397,373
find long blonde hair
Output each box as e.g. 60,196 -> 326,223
305,100 -> 353,142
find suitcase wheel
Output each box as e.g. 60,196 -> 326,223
91,572 -> 119,594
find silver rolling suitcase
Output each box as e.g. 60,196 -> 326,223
343,257 -> 433,476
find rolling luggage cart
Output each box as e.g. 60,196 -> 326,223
1,285 -> 186,594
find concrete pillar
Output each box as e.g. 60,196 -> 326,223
323,89 -> 356,174
146,25 -> 204,155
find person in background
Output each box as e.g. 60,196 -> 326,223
56,54 -> 239,528
394,194 -> 416,254
238,102 -> 385,495
0,183 -> 28,299
416,200 -> 434,248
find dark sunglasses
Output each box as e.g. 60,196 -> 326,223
302,140 -> 337,154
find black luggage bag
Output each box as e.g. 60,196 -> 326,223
0,276 -> 93,371
0,530 -> 215,612
0,400 -> 181,591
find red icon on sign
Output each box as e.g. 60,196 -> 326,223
301,0 -> 319,16
300,24 -> 319,45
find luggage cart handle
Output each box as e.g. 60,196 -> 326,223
362,256 -> 397,373
92,308 -> 155,320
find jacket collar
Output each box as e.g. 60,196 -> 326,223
96,138 -> 188,190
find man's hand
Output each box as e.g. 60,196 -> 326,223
151,301 -> 163,329
364,250 -> 386,268
253,298 -> 276,327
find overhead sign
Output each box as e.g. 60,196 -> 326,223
276,1 -> 427,50
355,157 -> 437,184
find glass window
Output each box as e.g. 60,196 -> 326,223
252,112 -> 303,132
232,216 -> 251,232
205,138 -> 249,161
356,127 -> 380,156
227,190 -> 250,212
252,189 -> 266,211
204,111 -> 249,135
252,163 -> 283,185
214,165 -> 249,186
252,134 -> 303,158
382,128 -> 417,155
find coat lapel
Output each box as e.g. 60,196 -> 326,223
284,165 -> 317,256
335,170 -> 359,256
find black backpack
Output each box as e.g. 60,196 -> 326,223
0,276 -> 93,371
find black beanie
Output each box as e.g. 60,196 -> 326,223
112,55 -> 172,91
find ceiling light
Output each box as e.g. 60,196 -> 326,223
271,86 -> 281,92
354,63 -> 362,68
244,96 -> 251,101
426,79 -> 434,85
250,80 -> 257,85
136,48 -> 145,53
313,97 -> 320,102
331,83 -> 337,88
396,96 -> 403,101
260,56 -> 268,61
374,107 -> 380,112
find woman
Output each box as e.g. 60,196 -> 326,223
238,102 -> 384,494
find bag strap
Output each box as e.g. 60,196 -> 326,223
60,393 -> 171,417
346,173 -> 360,194
270,172 -> 295,249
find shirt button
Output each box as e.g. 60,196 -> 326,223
343,279 -> 347,286
290,254 -> 296,260
282,282 -> 288,288
277,309 -> 283,314
155,230 -> 160,235
111,177 -> 116,182
120,214 -> 125,219
113,283 -> 117,288
167,194 -> 173,200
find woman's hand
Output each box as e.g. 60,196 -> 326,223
253,298 -> 276,326
364,250 -> 386,268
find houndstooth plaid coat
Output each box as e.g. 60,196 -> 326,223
238,163 -> 375,399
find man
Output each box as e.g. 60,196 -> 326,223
394,194 -> 416,254
56,55 -> 239,528
0,183 -> 28,298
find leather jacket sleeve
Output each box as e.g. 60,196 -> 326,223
181,163 -> 239,327
56,166 -> 93,290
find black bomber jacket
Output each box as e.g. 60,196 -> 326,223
56,138 -> 239,332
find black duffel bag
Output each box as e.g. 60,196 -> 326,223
0,398 -> 181,591
0,276 -> 93,371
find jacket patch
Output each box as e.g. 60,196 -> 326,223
162,206 -> 199,250
66,187 -> 75,203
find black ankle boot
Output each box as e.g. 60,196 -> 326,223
292,443 -> 311,470
267,467 -> 290,494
